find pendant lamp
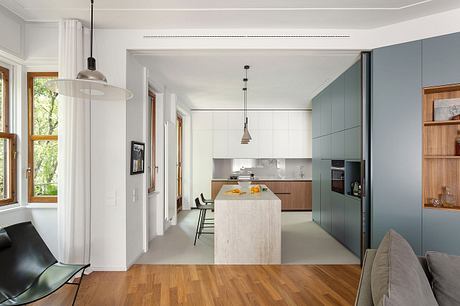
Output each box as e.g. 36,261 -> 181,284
241,65 -> 252,144
45,0 -> 133,101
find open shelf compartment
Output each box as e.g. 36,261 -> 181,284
423,84 -> 460,211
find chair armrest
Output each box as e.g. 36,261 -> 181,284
355,249 -> 377,306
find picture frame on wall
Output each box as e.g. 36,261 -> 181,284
130,141 -> 145,175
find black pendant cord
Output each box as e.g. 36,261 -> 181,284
87,0 -> 96,71
243,65 -> 249,128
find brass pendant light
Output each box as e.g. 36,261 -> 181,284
241,65 -> 252,144
45,0 -> 133,101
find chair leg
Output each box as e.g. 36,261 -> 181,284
72,268 -> 86,306
194,209 -> 203,246
199,209 -> 207,238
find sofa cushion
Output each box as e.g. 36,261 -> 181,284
371,229 -> 438,306
426,251 -> 460,306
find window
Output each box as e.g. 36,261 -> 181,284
148,91 -> 156,193
0,65 -> 17,206
27,72 -> 58,203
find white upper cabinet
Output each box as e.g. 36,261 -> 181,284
228,111 -> 243,130
272,112 -> 289,130
258,130 -> 273,158
213,130 -> 228,158
247,111 -> 260,130
289,130 -> 307,158
258,112 -> 273,130
194,110 -> 312,159
288,111 -> 310,130
273,130 -> 290,157
212,112 -> 229,130
192,112 -> 213,130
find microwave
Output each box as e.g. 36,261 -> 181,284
331,160 -> 345,194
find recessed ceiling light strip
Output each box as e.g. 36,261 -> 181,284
143,34 -> 351,39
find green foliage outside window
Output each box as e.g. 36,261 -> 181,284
32,77 -> 58,197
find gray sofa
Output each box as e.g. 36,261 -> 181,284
355,249 -> 432,306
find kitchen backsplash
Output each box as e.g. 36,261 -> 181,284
213,158 -> 312,179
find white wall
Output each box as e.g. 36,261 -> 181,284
24,22 -> 59,70
0,5 -> 24,59
125,53 -> 147,265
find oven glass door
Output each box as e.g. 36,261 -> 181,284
331,169 -> 345,194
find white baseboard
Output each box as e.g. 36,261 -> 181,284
90,266 -> 128,272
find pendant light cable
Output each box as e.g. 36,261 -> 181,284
90,0 -> 94,59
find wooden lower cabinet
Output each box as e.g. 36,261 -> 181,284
211,180 -> 312,211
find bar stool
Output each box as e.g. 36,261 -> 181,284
200,193 -> 214,205
194,198 -> 214,246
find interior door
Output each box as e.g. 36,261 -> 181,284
176,115 -> 183,212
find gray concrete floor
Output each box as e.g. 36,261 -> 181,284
136,210 -> 359,265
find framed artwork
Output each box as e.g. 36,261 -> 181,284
130,141 -> 145,175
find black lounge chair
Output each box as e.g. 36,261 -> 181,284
0,222 -> 90,306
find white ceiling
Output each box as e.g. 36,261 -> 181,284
1,0 -> 460,29
134,50 -> 360,109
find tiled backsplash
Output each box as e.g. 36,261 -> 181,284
213,158 -> 312,179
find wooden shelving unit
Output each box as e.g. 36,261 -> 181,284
423,84 -> 460,211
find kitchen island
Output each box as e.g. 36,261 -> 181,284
214,185 -> 281,264
212,179 -> 311,211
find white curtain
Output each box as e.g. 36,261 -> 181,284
57,20 -> 91,264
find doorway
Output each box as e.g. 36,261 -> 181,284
176,114 -> 183,212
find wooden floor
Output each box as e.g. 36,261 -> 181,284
32,264 -> 361,306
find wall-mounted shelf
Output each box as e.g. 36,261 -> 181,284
423,84 -> 460,211
424,120 -> 460,126
424,156 -> 460,159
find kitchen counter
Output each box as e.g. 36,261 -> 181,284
211,180 -> 312,210
214,185 -> 281,264
212,178 -> 312,182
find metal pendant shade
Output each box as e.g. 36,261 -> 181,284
241,65 -> 252,144
45,0 -> 133,101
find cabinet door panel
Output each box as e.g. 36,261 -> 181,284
289,130 -> 308,158
345,61 -> 362,129
331,75 -> 345,133
331,131 -> 345,160
371,41 -> 422,254
258,112 -> 273,130
422,32 -> 460,87
320,89 -> 332,136
312,162 -> 321,224
258,130 -> 273,158
288,111 -> 309,130
344,127 -> 361,160
212,112 -> 228,130
331,193 -> 345,243
273,112 -> 289,130
320,160 -> 332,232
228,111 -> 243,130
312,98 -> 321,138
273,130 -> 289,157
192,112 -> 213,130
286,182 -> 312,210
345,196 -> 361,257
320,134 -> 332,160
213,130 -> 228,158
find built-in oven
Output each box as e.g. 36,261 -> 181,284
331,160 -> 345,194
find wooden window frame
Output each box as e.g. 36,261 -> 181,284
0,66 -> 17,206
148,91 -> 156,193
27,72 -> 58,203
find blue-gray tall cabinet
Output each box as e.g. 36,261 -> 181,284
312,59 -> 364,258
371,32 -> 460,256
